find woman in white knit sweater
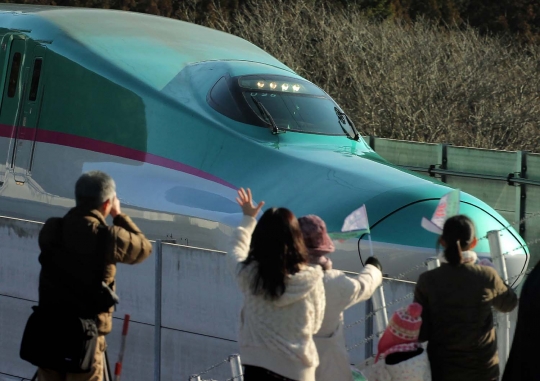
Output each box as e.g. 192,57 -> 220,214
298,215 -> 383,381
229,188 -> 326,381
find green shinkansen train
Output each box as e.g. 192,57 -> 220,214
0,5 -> 527,281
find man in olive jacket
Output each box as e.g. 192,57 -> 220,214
37,171 -> 152,381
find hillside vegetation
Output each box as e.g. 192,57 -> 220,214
29,0 -> 540,44
179,0 -> 540,151
11,0 -> 540,151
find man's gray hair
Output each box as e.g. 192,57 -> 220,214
75,170 -> 116,209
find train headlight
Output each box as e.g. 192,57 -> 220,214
237,76 -> 327,96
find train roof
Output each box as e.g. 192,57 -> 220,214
0,4 -> 293,89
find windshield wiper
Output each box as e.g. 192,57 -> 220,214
251,95 -> 284,135
334,107 -> 359,141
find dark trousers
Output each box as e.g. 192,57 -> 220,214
243,365 -> 297,381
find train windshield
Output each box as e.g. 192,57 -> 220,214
208,74 -> 358,138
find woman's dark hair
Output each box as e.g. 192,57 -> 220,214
440,215 -> 476,266
242,207 -> 308,299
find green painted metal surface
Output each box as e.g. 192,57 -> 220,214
0,5 -> 528,269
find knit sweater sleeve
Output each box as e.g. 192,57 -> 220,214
343,264 -> 383,310
311,271 -> 326,334
227,216 -> 257,274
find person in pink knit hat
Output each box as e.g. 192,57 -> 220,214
363,302 -> 431,381
298,215 -> 383,381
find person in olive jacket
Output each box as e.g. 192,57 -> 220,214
414,215 -> 517,381
37,171 -> 153,381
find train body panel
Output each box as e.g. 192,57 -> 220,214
0,5 -> 528,283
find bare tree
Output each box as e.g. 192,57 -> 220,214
174,0 -> 540,151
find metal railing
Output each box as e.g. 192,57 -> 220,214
189,355 -> 243,381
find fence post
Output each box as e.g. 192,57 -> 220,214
228,354 -> 243,381
371,284 -> 388,337
437,143 -> 449,182
365,299 -> 374,359
488,231 -> 509,282
514,151 -> 527,238
154,240 -> 163,381
368,136 -> 376,151
487,230 -> 510,373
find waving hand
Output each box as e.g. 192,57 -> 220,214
236,188 -> 265,218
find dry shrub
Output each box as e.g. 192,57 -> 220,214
176,0 -> 540,152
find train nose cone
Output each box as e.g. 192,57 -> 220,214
361,197 -> 528,283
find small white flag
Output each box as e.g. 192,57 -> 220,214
329,204 -> 371,240
421,189 -> 460,234
342,204 -> 370,233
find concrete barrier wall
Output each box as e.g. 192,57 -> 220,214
0,218 -> 42,381
0,216 -> 422,380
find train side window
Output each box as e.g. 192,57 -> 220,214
208,76 -> 244,121
207,76 -> 266,127
7,52 -> 21,98
28,58 -> 42,101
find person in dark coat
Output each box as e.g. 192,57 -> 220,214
414,215 -> 518,381
37,170 -> 153,381
502,259 -> 540,381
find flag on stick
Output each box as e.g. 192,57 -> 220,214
421,189 -> 460,235
329,204 -> 370,240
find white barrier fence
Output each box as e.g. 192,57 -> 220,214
0,216 -> 416,381
488,230 -> 511,373
0,216 -> 519,380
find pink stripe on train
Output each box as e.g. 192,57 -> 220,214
0,124 -> 236,189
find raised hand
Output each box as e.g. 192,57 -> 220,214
365,256 -> 382,272
236,188 -> 265,218
110,195 -> 122,218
